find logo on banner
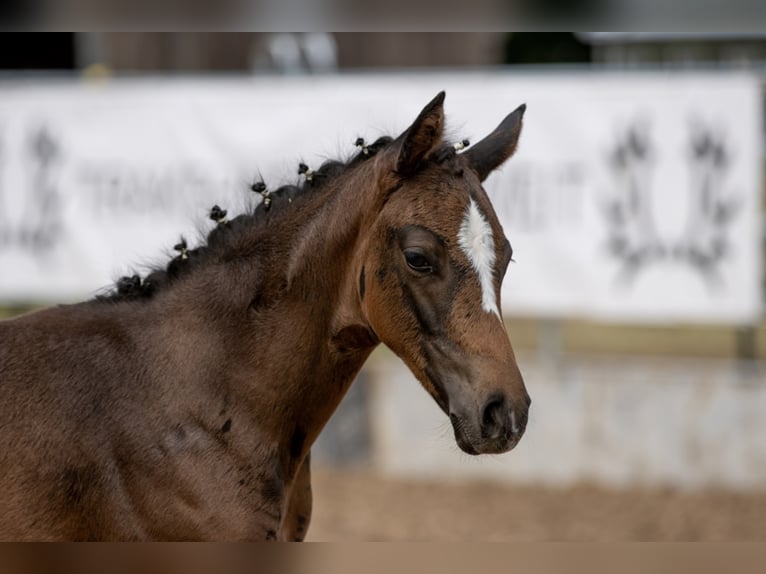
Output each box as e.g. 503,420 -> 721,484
0,125 -> 65,253
600,120 -> 741,288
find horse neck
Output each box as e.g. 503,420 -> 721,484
286,162 -> 388,328
274,162 -> 382,430
152,161 -> 382,465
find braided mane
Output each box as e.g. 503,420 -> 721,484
97,137 -> 394,303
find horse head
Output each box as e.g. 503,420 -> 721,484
359,92 -> 530,455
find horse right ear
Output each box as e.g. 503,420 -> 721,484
463,103 -> 526,182
394,91 -> 446,176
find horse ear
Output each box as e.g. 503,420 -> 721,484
463,103 -> 526,182
395,91 -> 446,175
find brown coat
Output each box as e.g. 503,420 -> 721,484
0,92 -> 529,540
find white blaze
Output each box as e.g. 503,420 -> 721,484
457,198 -> 501,319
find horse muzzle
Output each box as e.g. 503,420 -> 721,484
449,393 -> 530,455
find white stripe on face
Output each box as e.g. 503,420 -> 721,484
457,198 -> 501,319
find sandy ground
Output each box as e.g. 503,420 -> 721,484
308,466 -> 766,541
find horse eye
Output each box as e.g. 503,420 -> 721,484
404,250 -> 433,273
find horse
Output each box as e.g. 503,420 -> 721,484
0,91 -> 530,541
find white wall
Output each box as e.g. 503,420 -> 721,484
366,349 -> 766,490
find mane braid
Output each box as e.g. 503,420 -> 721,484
95,136 -> 399,304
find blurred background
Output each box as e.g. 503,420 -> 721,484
0,32 -> 765,540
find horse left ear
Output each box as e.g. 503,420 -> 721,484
463,103 -> 526,182
395,91 -> 446,175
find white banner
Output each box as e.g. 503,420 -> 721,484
0,73 -> 761,323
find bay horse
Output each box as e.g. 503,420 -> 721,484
0,91 -> 529,541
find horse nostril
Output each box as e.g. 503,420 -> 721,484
481,395 -> 506,438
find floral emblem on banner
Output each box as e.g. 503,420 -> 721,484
600,120 -> 741,288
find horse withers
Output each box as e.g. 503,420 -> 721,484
0,91 -> 529,540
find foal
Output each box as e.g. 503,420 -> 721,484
0,92 -> 529,540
